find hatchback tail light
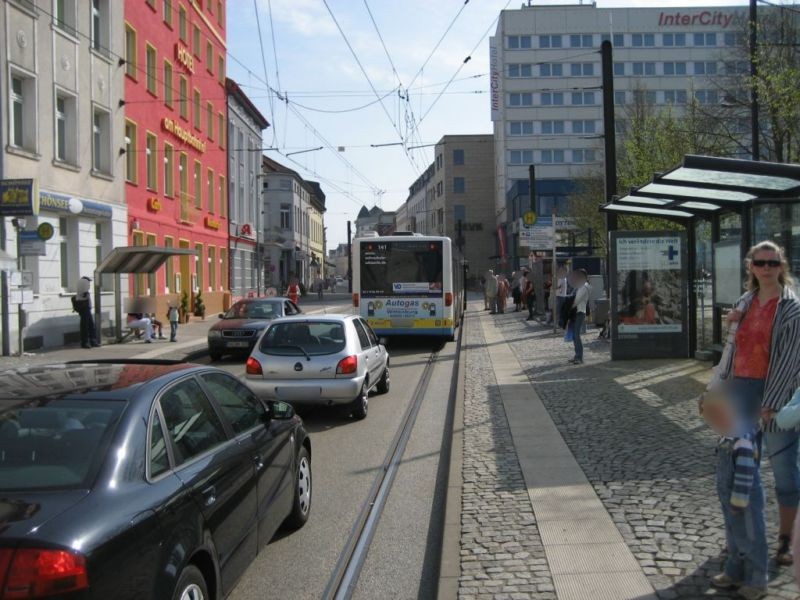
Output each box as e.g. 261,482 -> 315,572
445,292 -> 453,307
352,293 -> 360,308
1,547 -> 89,598
245,357 -> 263,375
336,355 -> 358,375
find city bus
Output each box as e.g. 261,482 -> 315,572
352,233 -> 464,339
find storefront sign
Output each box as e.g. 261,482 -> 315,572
205,216 -> 220,230
162,118 -> 206,153
39,190 -> 112,218
0,179 -> 38,216
147,197 -> 162,212
658,10 -> 736,28
175,43 -> 194,73
239,223 -> 254,238
37,222 -> 54,241
489,38 -> 501,122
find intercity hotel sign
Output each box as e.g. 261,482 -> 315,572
162,118 -> 206,154
658,11 -> 738,28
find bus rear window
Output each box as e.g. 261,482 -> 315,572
360,241 -> 442,297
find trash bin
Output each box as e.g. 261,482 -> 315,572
593,298 -> 609,326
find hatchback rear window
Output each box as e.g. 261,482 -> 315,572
260,322 -> 346,356
0,399 -> 126,491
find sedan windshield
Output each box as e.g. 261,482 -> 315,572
0,399 -> 126,491
224,301 -> 279,320
260,322 -> 346,356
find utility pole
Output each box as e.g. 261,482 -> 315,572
347,221 -> 352,294
749,0 -> 760,161
601,39 -> 617,296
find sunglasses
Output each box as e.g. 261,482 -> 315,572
751,259 -> 782,268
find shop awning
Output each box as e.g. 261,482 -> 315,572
95,246 -> 196,274
601,155 -> 800,220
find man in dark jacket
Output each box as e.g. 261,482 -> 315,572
73,275 -> 99,348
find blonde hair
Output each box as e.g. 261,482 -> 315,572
744,240 -> 795,292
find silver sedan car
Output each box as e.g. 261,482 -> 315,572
245,315 -> 390,420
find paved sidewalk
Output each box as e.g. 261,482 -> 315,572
459,301 -> 800,599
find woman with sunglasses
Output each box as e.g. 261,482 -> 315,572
714,241 -> 800,580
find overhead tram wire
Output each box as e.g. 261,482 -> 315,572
290,89 -> 400,114
322,0 -> 422,174
253,0 -> 277,145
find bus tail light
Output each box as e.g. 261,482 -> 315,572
245,357 -> 263,375
445,292 -> 453,307
352,293 -> 360,308
1,547 -> 89,598
336,355 -> 358,375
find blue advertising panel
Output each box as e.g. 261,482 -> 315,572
0,179 -> 38,216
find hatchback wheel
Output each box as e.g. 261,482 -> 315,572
284,445 -> 312,530
376,366 -> 390,394
350,383 -> 368,420
172,565 -> 208,600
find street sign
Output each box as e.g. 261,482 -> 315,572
522,211 -> 537,226
37,222 -> 54,241
19,230 -> 46,256
520,224 -> 555,249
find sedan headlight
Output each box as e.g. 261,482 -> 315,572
208,330 -> 222,339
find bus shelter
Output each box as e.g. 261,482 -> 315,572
93,246 -> 196,342
601,155 -> 800,360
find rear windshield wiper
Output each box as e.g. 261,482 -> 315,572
274,344 -> 311,360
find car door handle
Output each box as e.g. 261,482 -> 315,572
202,486 -> 217,507
253,453 -> 265,471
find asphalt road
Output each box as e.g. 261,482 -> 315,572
201,319 -> 458,600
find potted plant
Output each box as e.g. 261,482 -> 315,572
194,290 -> 206,319
179,291 -> 190,323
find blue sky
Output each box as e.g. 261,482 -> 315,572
226,0 -> 750,249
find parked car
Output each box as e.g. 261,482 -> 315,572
0,360 -> 311,600
207,297 -> 301,361
245,315 -> 390,420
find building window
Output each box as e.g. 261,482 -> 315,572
164,143 -> 174,196
146,133 -> 158,190
147,234 -> 157,295
124,24 -> 137,78
179,152 -> 188,200
539,35 -> 562,48
572,149 -> 596,163
570,34 -> 593,48
194,161 -> 202,207
165,237 -> 174,293
541,120 -> 565,134
207,168 -> 215,212
571,91 -> 595,105
509,150 -> 533,165
179,76 -> 188,119
195,244 -> 204,292
453,149 -> 464,165
54,92 -> 77,165
164,60 -> 173,107
632,33 -> 655,47
217,1 -> 224,26
541,149 -> 565,164
664,90 -> 688,105
209,247 -> 217,290
193,89 -> 201,130
614,91 -> 626,105
539,63 -> 563,77
218,55 -> 225,84
632,62 -> 655,76
206,102 -> 214,140
572,120 -> 596,134
541,92 -> 563,105
663,33 -> 686,47
92,107 -> 111,174
125,120 -> 137,183
507,35 -> 532,49
725,32 -> 745,47
614,62 -> 625,76
694,61 -> 718,76
193,25 -> 201,57
54,0 -> 77,35
664,62 -> 687,76
453,177 -> 465,193
219,175 -> 226,217
633,90 -> 657,105
146,44 -> 157,95
206,41 -> 214,74
509,121 -> 533,136
163,0 -> 173,27
570,63 -> 594,77
694,32 -> 717,47
695,90 -> 719,105
59,217 -> 70,290
508,63 -> 533,78
602,33 -> 625,47
91,0 -> 109,57
280,205 -> 290,228
218,112 -> 225,148
509,93 -> 533,107
179,4 -> 187,42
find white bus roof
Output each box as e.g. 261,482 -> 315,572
356,234 -> 452,243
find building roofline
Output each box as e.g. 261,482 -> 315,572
226,78 -> 270,130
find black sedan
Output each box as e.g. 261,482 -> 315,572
208,298 -> 301,361
0,360 -> 311,600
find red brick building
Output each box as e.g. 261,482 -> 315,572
124,0 -> 228,315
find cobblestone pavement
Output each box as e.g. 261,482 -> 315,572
459,310 -> 557,600
489,309 -> 799,599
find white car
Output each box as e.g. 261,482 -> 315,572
245,315 -> 389,420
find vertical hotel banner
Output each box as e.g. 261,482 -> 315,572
489,37 -> 501,122
610,231 -> 689,359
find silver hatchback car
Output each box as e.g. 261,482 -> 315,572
245,315 -> 390,419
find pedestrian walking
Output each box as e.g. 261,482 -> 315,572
287,278 -> 301,305
71,275 -> 99,348
567,269 -> 590,364
315,275 -> 324,300
544,274 -> 553,324
167,303 -> 179,342
484,270 -> 498,314
148,313 -> 166,339
555,267 -> 571,329
701,393 -> 767,599
511,271 -> 523,312
707,240 -> 800,568
523,272 -> 536,321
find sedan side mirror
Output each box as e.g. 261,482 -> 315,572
270,401 -> 295,420
379,337 -> 388,346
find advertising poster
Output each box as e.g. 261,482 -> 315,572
610,232 -> 689,359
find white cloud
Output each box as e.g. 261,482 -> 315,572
259,0 -> 338,37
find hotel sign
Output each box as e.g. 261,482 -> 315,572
489,37 -> 501,122
147,197 -> 162,212
658,11 -> 737,28
175,43 -> 194,73
162,117 -> 206,153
